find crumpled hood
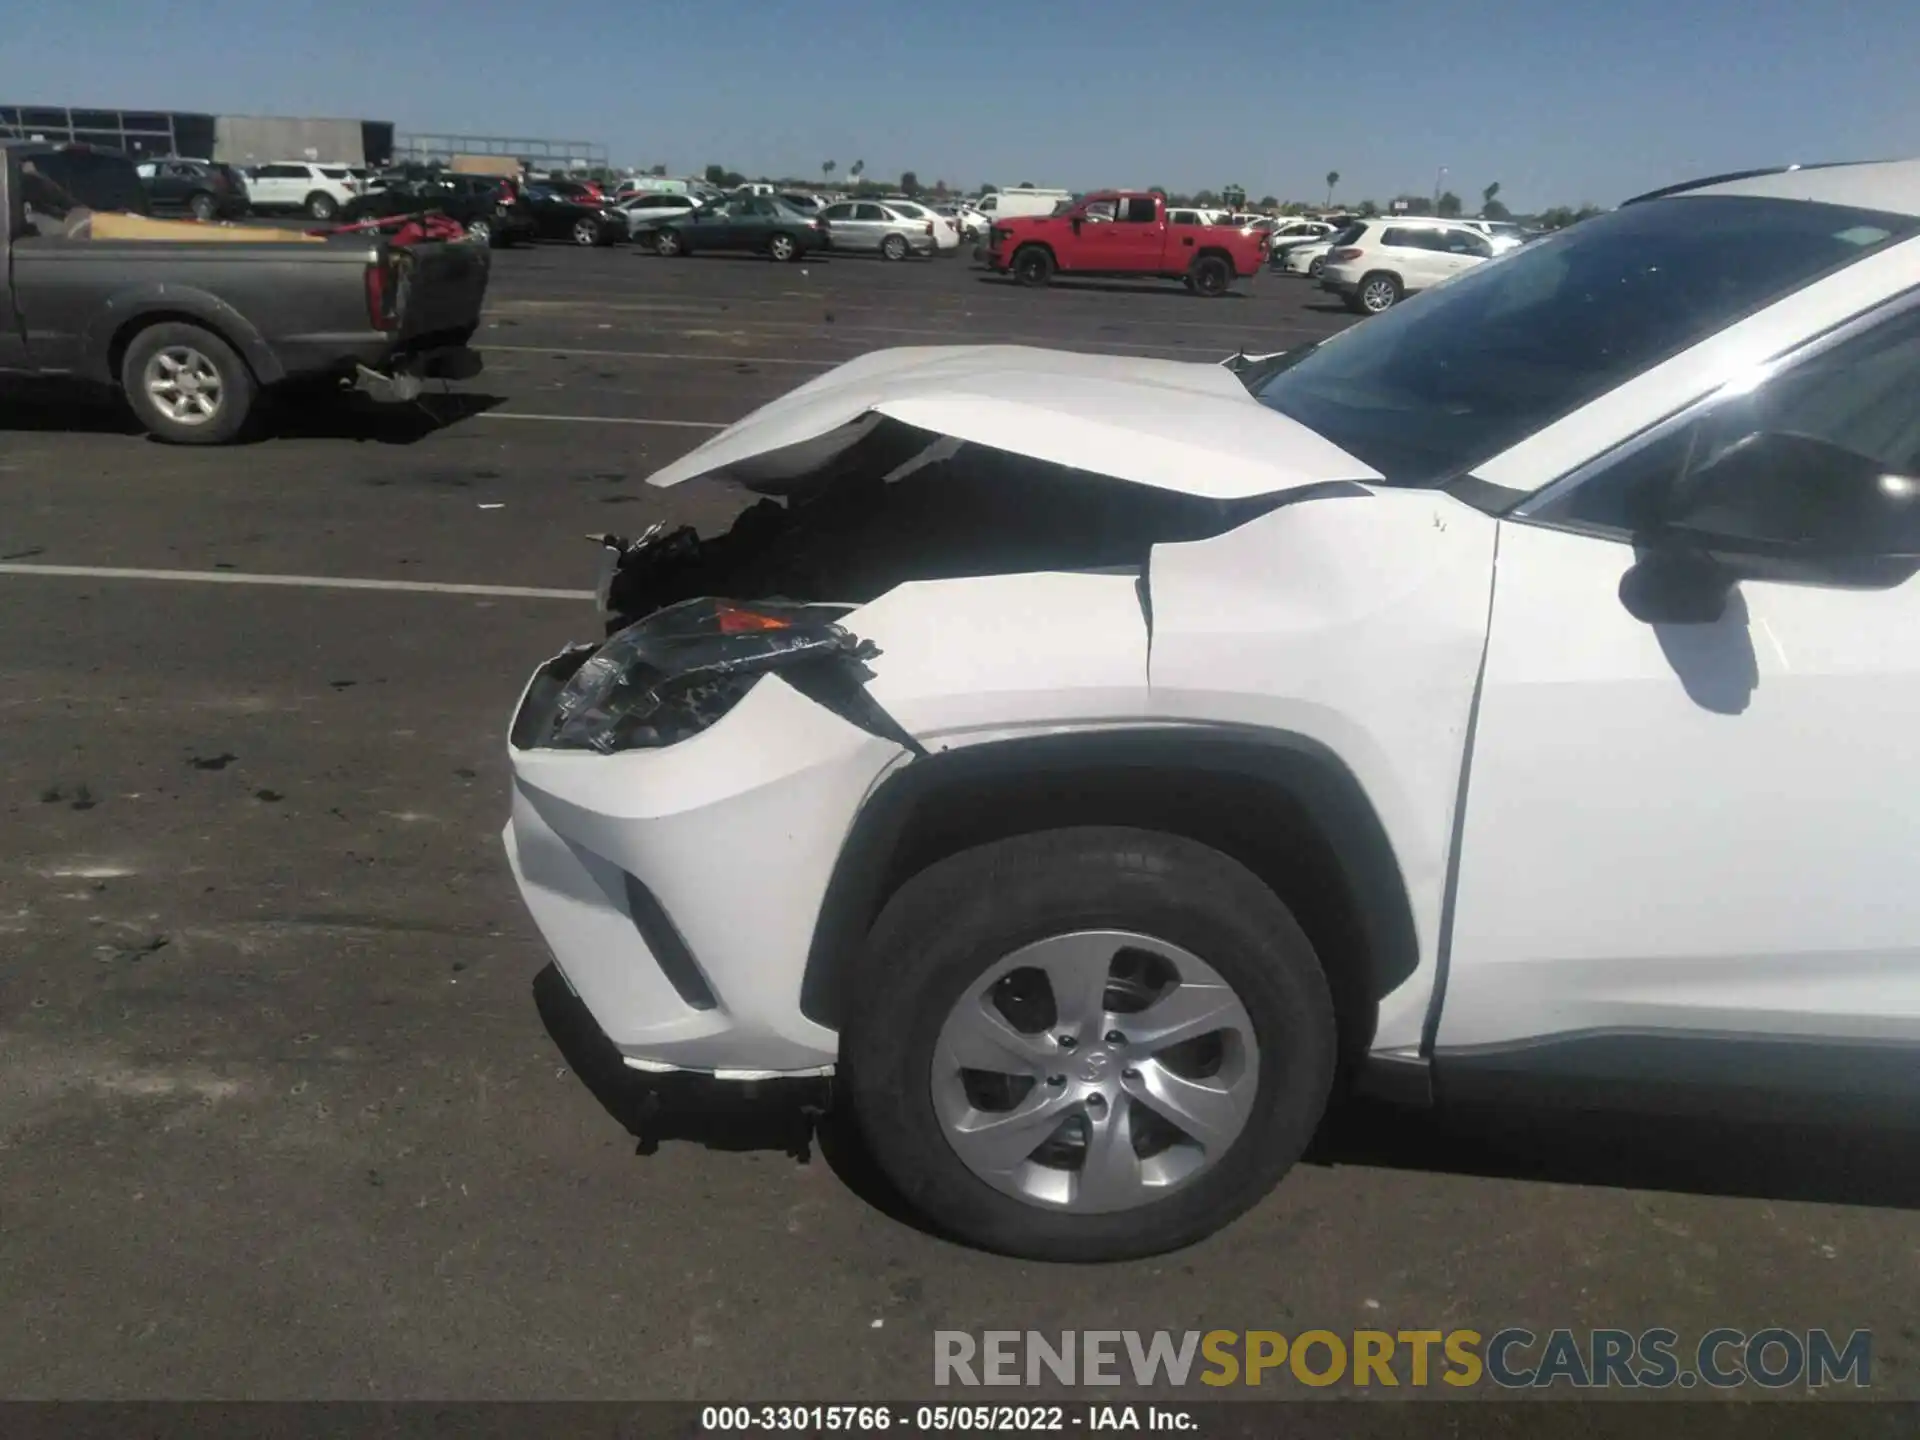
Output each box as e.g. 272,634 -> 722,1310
646,345 -> 1382,500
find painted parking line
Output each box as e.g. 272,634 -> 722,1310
475,412 -> 728,428
0,563 -> 593,601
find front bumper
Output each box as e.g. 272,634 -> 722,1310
505,665 -> 910,1078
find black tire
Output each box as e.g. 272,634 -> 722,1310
1355,271 -> 1402,314
768,232 -> 800,262
571,217 -> 601,247
1012,245 -> 1053,287
305,192 -> 336,221
1190,254 -> 1232,297
464,216 -> 493,247
654,228 -> 684,256
120,321 -> 258,445
1307,256 -> 1326,279
188,192 -> 217,222
881,233 -> 909,261
842,827 -> 1337,1262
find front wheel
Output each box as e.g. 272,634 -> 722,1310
843,827 -> 1337,1262
653,228 -> 684,256
1012,245 -> 1054,287
571,217 -> 602,246
120,321 -> 258,445
767,232 -> 800,262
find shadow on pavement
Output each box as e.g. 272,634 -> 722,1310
1310,1096 -> 1920,1211
0,380 -> 143,435
256,388 -> 506,444
974,275 -> 1248,301
538,960 -> 1920,1231
532,963 -> 937,1236
0,378 -> 504,445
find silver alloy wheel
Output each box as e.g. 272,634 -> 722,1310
654,229 -> 680,255
142,345 -> 224,426
1307,256 -> 1325,278
1361,277 -> 1397,312
882,234 -> 907,260
930,929 -> 1260,1214
466,217 -> 490,245
572,218 -> 599,246
769,233 -> 796,260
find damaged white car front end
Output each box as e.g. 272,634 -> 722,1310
504,345 -> 1495,1083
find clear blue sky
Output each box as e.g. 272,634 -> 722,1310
8,0 -> 1918,210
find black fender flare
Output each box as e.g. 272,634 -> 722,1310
799,726 -> 1421,1060
87,286 -> 284,387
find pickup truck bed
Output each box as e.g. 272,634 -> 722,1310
1,141 -> 491,442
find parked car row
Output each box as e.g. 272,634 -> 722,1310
1268,213 -> 1543,311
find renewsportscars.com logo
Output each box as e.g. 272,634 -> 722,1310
933,1328 -> 1872,1390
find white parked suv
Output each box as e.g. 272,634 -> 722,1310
1318,216 -> 1496,313
243,161 -> 361,220
506,160 -> 1920,1261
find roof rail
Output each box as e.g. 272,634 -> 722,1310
1621,161 -> 1860,206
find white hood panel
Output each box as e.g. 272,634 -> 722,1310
646,345 -> 1381,500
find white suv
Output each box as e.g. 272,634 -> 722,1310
243,161 -> 361,220
1319,216 -> 1496,313
506,160 -> 1920,1261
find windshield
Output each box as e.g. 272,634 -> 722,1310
1248,195 -> 1918,485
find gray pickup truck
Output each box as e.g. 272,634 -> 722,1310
0,141 -> 490,443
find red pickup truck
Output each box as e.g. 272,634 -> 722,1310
985,190 -> 1265,295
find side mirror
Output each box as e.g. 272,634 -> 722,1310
1666,430 -> 1920,571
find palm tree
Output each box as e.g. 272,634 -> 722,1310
850,159 -> 865,189
1324,170 -> 1340,206
822,159 -> 836,186
1482,180 -> 1501,212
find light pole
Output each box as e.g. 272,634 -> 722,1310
1433,165 -> 1448,211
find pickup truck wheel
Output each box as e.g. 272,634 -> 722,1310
842,827 -> 1337,1262
571,218 -> 602,246
121,322 -> 257,445
1012,245 -> 1053,287
188,192 -> 217,222
880,233 -> 909,261
1190,255 -> 1232,297
305,192 -> 336,221
768,233 -> 799,262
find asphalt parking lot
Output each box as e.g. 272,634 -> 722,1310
3,245 -> 1917,1405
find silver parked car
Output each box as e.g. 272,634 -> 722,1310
818,200 -> 935,259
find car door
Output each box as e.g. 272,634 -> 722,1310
1439,295 -> 1920,1089
1380,227 -> 1444,289
248,164 -> 295,209
147,162 -> 187,212
1427,226 -> 1494,288
818,202 -> 858,248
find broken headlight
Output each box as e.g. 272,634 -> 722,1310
532,597 -> 878,754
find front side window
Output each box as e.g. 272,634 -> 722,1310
1248,195 -> 1920,486
1546,302 -> 1920,537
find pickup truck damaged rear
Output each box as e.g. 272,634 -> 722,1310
0,141 -> 490,443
